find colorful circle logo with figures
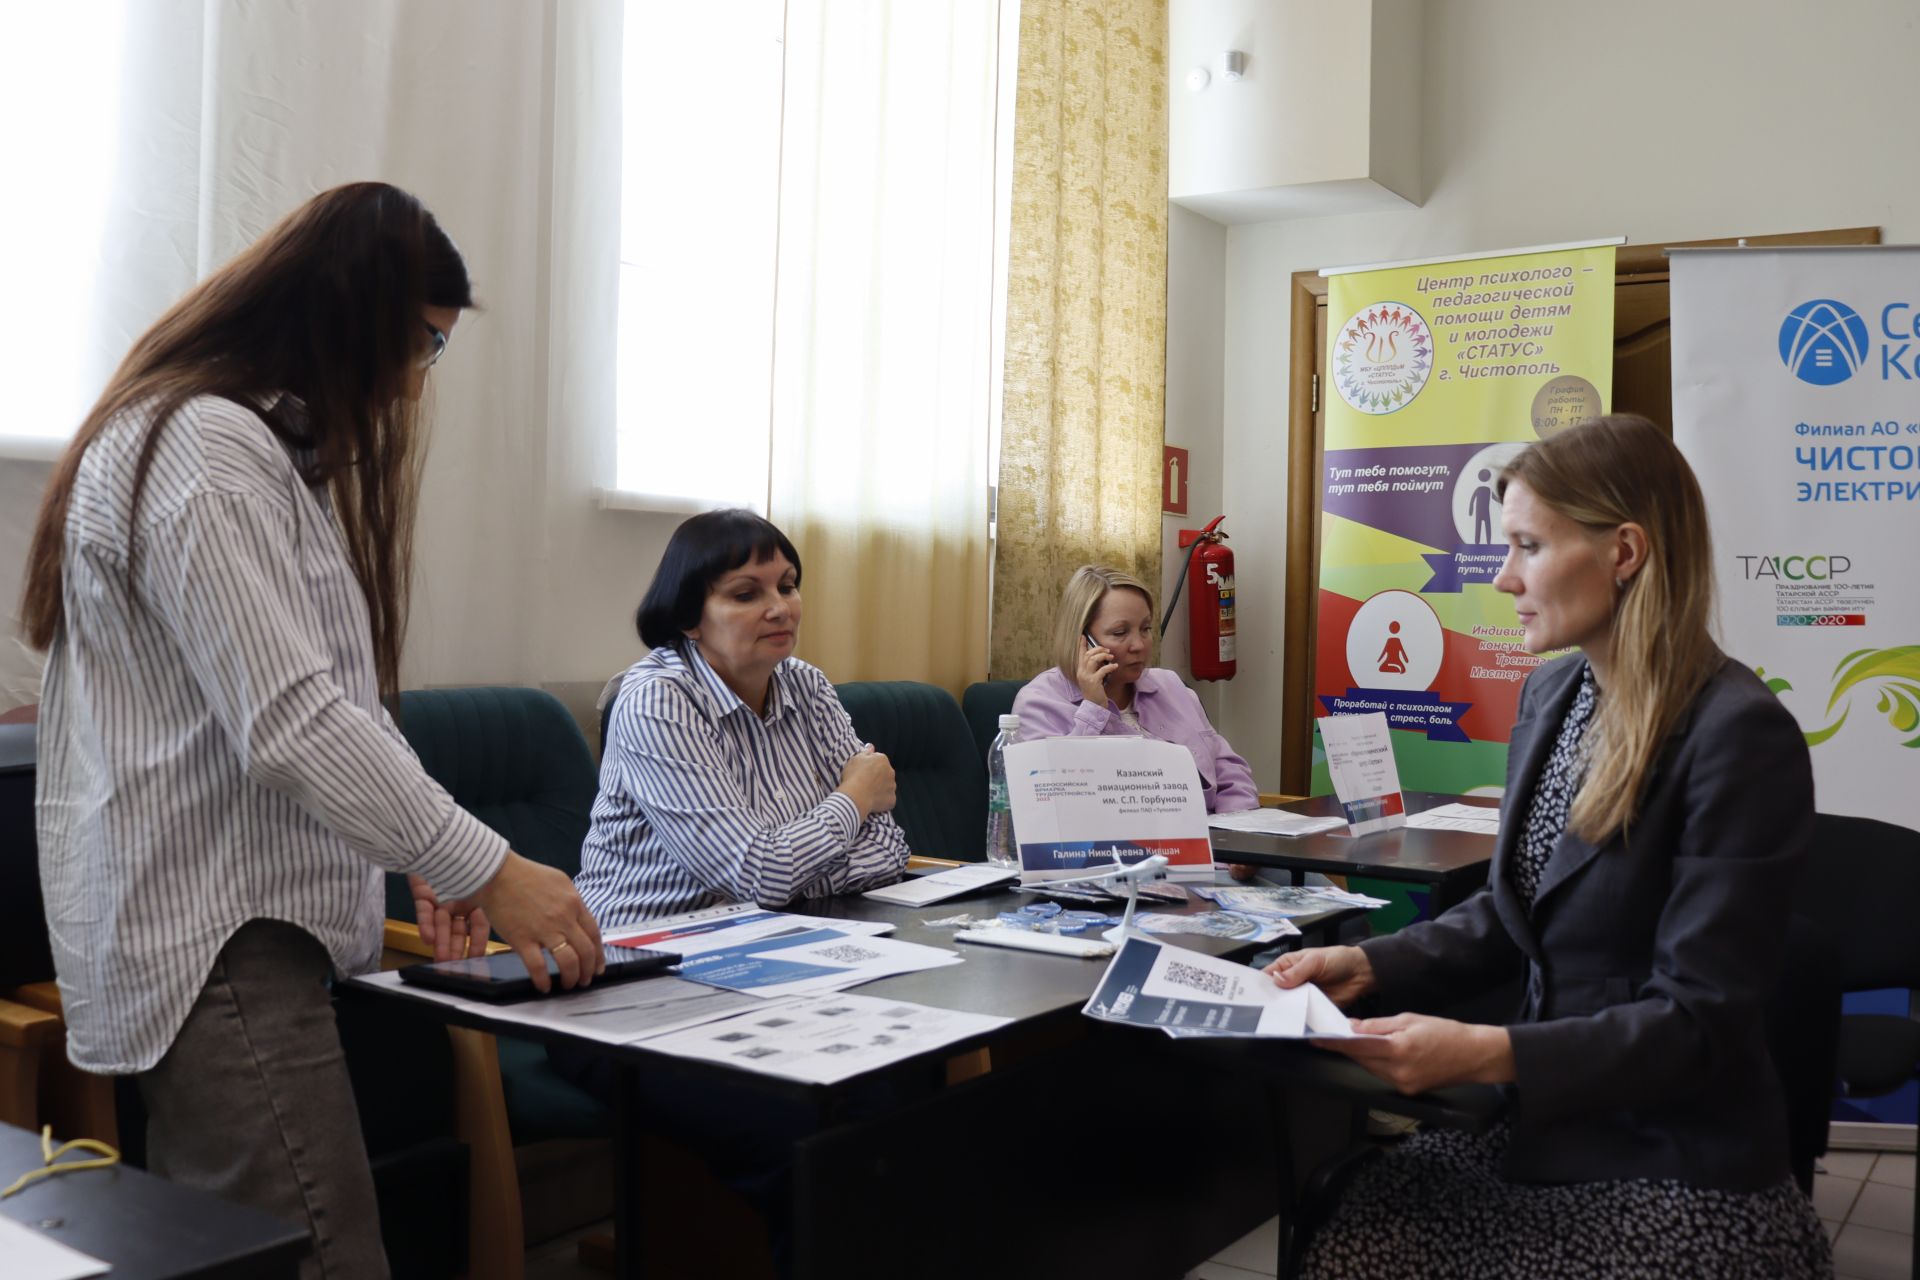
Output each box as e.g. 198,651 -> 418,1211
1334,302 -> 1433,414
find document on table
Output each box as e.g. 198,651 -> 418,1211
605,908 -> 894,957
1316,711 -> 1407,836
1082,936 -> 1361,1039
861,863 -> 1019,906
1206,809 -> 1347,837
644,992 -> 1010,1085
1191,884 -> 1392,917
1405,802 -> 1501,835
1132,910 -> 1300,943
0,1215 -> 110,1279
676,928 -> 962,999
349,969 -> 769,1047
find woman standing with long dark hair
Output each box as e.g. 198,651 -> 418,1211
22,182 -> 603,1277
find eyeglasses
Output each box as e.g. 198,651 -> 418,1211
420,321 -> 448,369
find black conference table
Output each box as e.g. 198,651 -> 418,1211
1212,791 -> 1500,913
0,1120 -> 308,1279
348,877 -> 1360,1280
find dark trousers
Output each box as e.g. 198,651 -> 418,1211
137,919 -> 388,1280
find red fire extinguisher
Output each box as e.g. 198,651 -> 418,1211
1166,515 -> 1237,681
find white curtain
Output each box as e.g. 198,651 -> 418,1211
768,0 -> 1009,692
0,0 -> 655,716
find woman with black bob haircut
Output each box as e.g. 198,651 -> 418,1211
577,508 -> 909,927
24,182 -> 601,1278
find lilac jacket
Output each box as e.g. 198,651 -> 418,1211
1011,667 -> 1259,814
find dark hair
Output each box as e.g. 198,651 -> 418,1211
636,510 -> 803,650
21,181 -> 473,698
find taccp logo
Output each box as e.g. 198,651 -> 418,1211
1735,554 -> 1851,581
1778,300 -> 1869,385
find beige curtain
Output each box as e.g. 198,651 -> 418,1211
990,0 -> 1168,681
767,0 -> 1004,696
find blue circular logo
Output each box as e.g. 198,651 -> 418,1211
1778,299 -> 1869,385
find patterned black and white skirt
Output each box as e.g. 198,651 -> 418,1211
1303,1123 -> 1834,1279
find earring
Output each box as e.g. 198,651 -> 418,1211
1615,577 -> 1627,591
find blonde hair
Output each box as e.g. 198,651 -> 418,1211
1497,415 -> 1721,841
1051,565 -> 1155,683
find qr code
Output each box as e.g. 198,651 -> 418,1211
1164,960 -> 1229,997
814,944 -> 882,964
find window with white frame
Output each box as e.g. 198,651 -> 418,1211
613,0 -> 786,513
0,6 -> 130,454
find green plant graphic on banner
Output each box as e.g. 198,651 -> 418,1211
1780,645 -> 1920,748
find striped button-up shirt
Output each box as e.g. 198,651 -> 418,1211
576,645 -> 909,929
36,395 -> 508,1073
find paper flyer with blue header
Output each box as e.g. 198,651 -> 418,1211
1081,937 -> 1358,1039
1003,736 -> 1214,882
677,928 -> 961,999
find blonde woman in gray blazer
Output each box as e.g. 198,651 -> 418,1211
1272,417 -> 1832,1279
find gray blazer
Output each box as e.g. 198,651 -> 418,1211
1359,651 -> 1814,1190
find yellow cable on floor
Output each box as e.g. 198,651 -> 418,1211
0,1125 -> 121,1199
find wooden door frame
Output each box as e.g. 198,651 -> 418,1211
1279,226 -> 1881,794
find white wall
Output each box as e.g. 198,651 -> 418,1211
0,1 -> 666,734
1161,203 -> 1228,725
1203,0 -> 1920,787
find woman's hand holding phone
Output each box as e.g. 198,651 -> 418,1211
1077,633 -> 1118,705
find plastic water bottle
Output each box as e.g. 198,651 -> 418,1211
985,714 -> 1021,868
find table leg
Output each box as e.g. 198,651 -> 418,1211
614,1062 -> 643,1279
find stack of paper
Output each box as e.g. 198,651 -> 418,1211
1191,884 -> 1390,917
1206,809 -> 1347,837
860,864 -> 1018,906
351,968 -> 771,1047
675,928 -> 963,999
1082,937 -> 1360,1040
1404,802 -> 1501,835
605,907 -> 894,956
1132,911 -> 1300,943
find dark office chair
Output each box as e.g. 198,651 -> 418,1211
961,679 -> 1026,768
834,681 -> 987,861
390,685 -> 612,1150
1797,812 -> 1920,1278
0,722 -> 52,988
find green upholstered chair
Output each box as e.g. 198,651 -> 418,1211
390,686 -> 613,1277
390,686 -> 609,1144
961,679 -> 1026,768
834,681 -> 988,863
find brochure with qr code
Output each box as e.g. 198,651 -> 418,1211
1080,936 -> 1361,1039
676,927 -> 963,1000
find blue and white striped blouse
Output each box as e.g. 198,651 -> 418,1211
36,394 -> 509,1074
575,645 -> 909,928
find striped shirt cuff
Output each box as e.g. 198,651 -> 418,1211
411,799 -> 511,901
818,791 -> 861,843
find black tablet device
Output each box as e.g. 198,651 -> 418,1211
396,947 -> 680,1003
